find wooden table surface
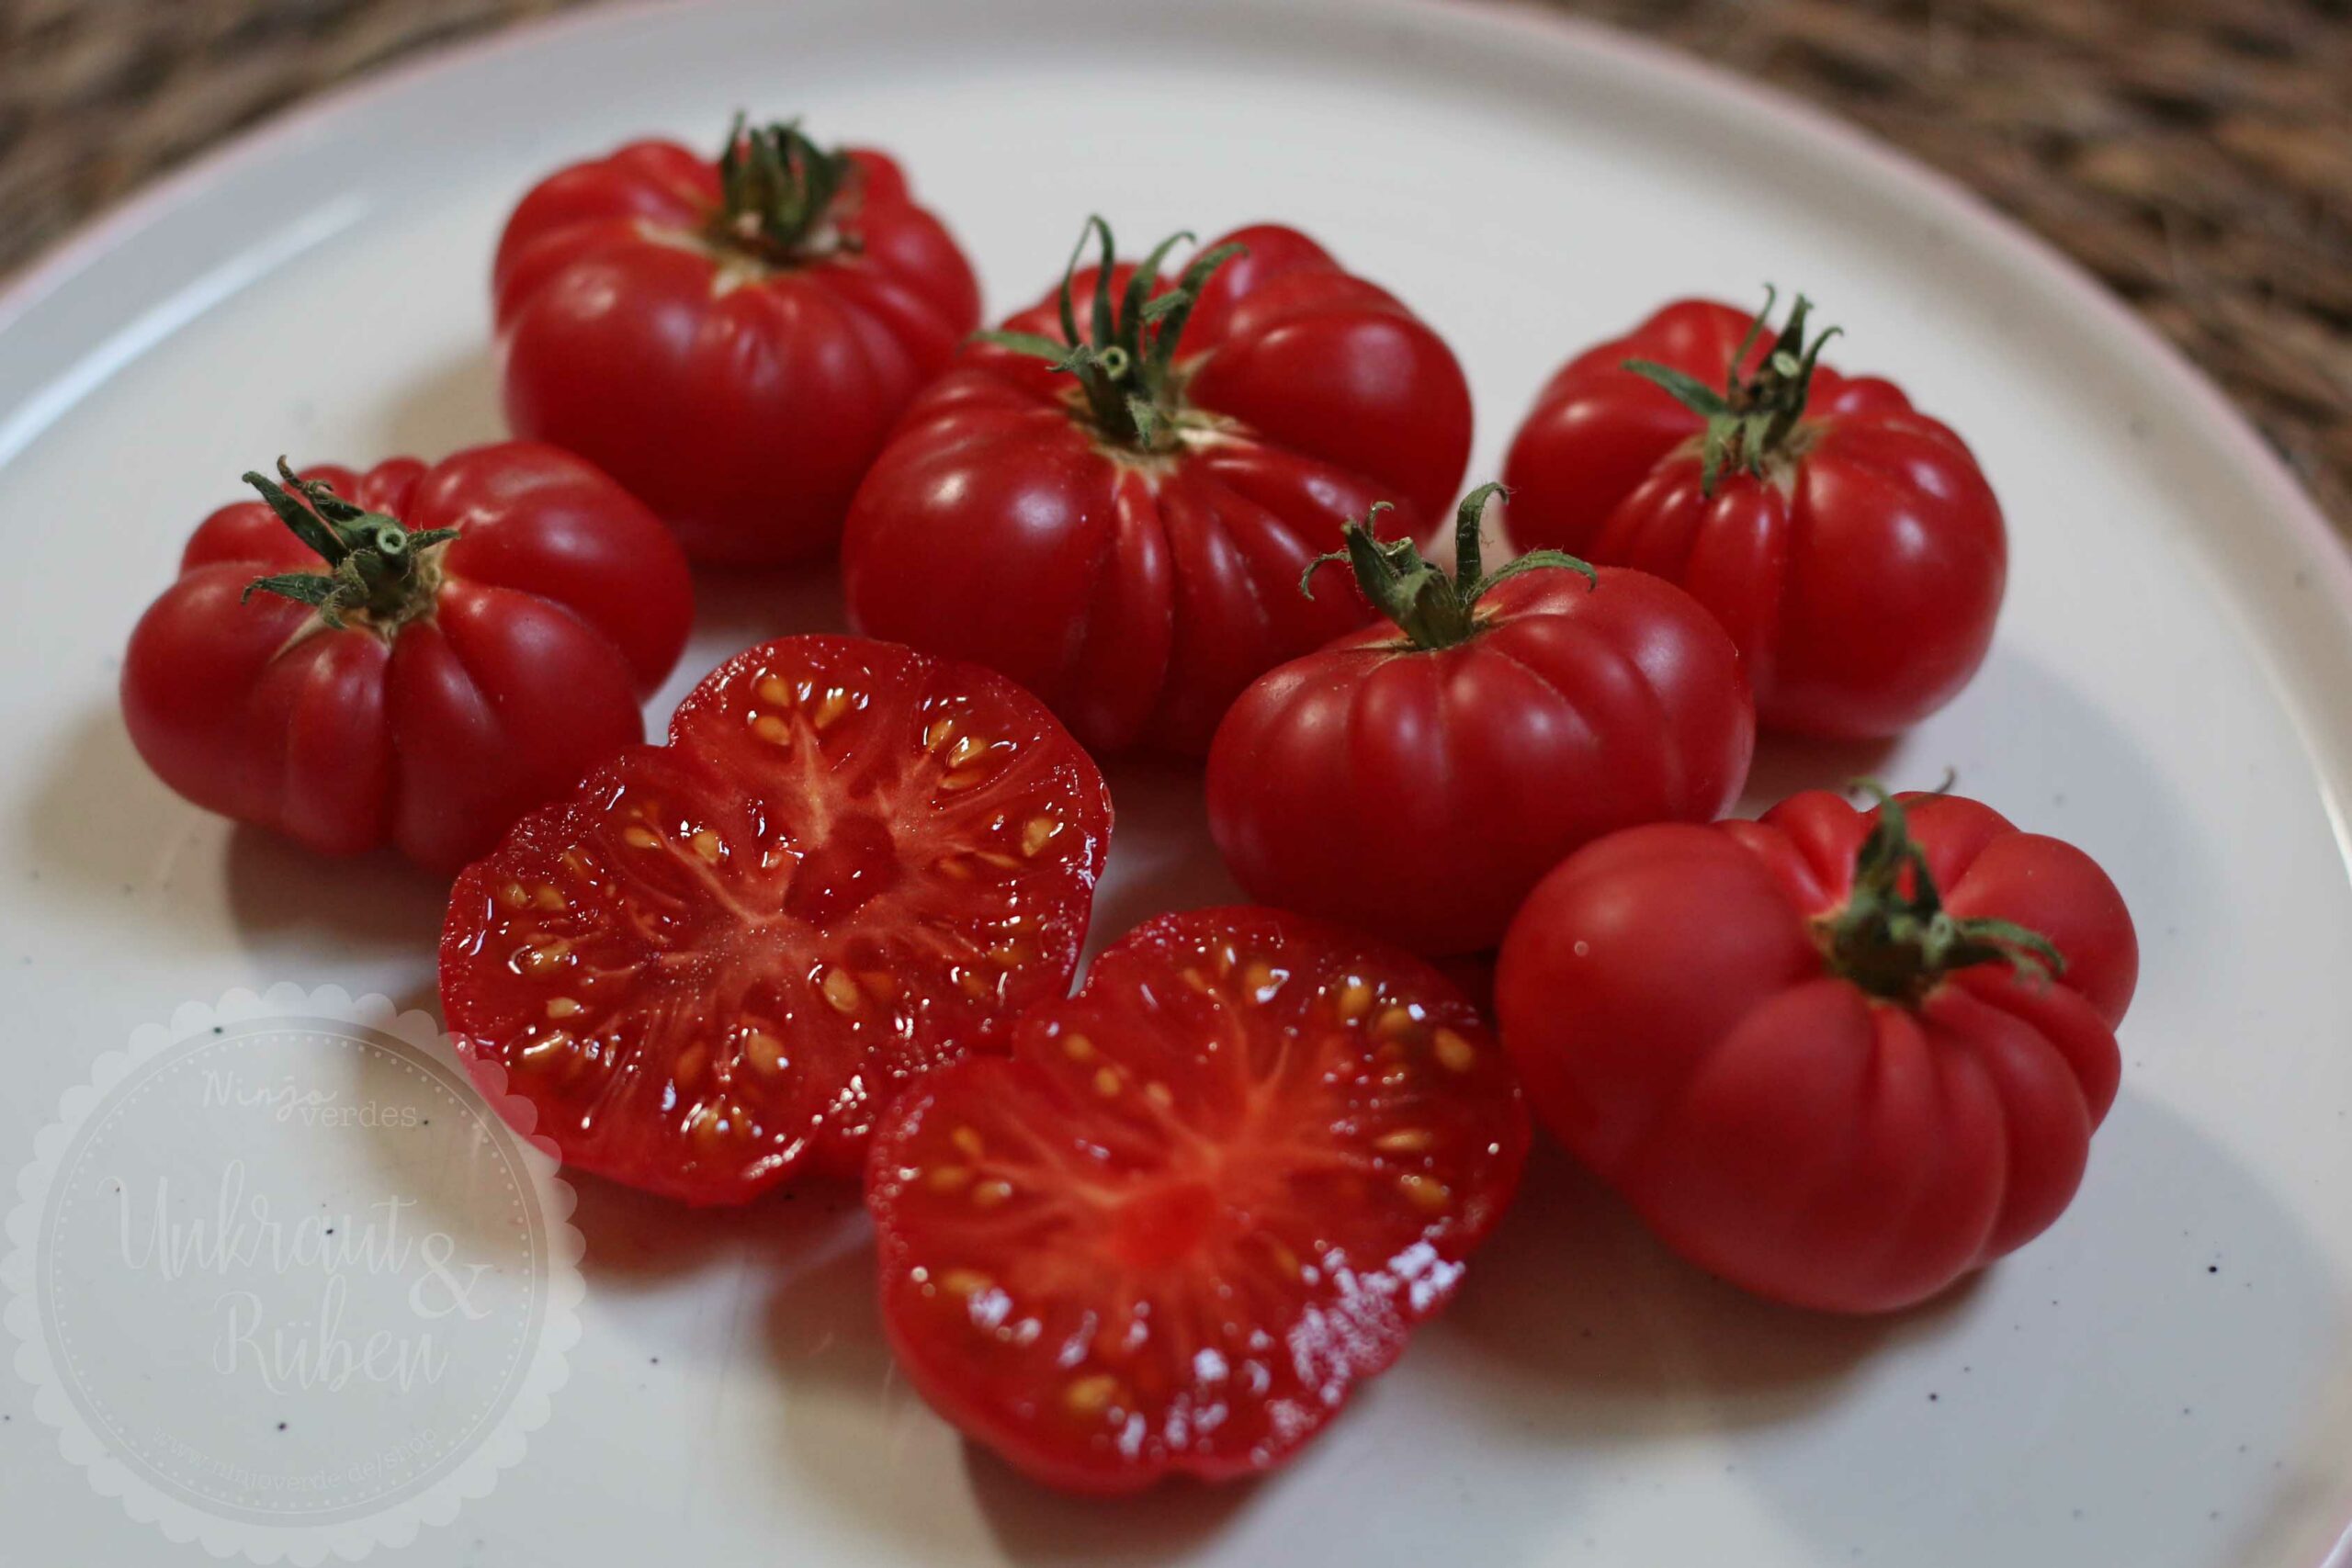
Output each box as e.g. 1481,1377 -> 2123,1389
4,0 -> 2346,528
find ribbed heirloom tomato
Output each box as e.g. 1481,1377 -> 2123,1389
120,445 -> 692,874
1207,483 -> 1753,956
495,118 -> 980,563
1500,293 -> 2006,738
843,218 -> 1475,755
1495,787 -> 2136,1313
440,636 -> 1111,1204
868,907 -> 1528,1493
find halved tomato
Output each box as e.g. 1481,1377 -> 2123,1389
867,907 -> 1530,1493
440,635 -> 1112,1203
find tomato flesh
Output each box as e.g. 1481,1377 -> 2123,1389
868,907 -> 1529,1493
441,636 -> 1111,1203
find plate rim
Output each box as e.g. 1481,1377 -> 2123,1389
0,2 -> 2346,1562
2,0 -> 2346,633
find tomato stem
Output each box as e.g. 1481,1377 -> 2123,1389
973,216 -> 1245,451
1300,482 -> 1595,651
1624,286 -> 1841,496
1815,781 -> 2066,1003
239,458 -> 457,633
711,114 -> 855,262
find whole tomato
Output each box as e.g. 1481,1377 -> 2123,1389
842,217 -> 1475,756
1500,293 -> 2006,738
494,118 -> 981,564
1495,786 -> 2136,1313
1206,483 -> 1753,956
122,445 -> 693,874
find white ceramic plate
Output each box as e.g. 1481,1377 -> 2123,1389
4,1 -> 2349,1563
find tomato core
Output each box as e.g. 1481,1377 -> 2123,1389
1104,1179 -> 1222,1271
783,810 -> 903,927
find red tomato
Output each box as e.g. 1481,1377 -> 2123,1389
1500,294 -> 2006,738
120,445 -> 692,874
842,218 -> 1475,755
494,118 -> 981,564
869,906 -> 1527,1492
440,635 -> 1111,1204
1207,483 -> 1753,956
1494,786 -> 2136,1313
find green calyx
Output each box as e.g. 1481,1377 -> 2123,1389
711,114 -> 854,262
1624,286 -> 1841,496
974,216 -> 1246,453
1300,481 -> 1596,652
1816,781 -> 2066,1004
239,458 -> 458,634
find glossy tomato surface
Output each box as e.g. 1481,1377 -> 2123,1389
842,224 -> 1474,755
120,444 -> 692,874
1495,790 -> 2136,1313
1207,561 -> 1754,956
1500,299 -> 2006,738
441,635 -> 1111,1204
869,906 -> 1528,1493
494,130 -> 980,564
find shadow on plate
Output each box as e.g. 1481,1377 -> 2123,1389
764,1218 -> 1028,1562
1086,755 -> 1247,954
760,1217 -> 1256,1565
966,1443 -> 1254,1564
1435,1140 -> 1940,1442
225,823 -> 448,961
1721,1089 -> 2347,1566
20,702 -> 208,915
18,703 -> 447,967
565,1166 -> 865,1288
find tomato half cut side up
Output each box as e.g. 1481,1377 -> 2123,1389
440,635 -> 1113,1204
868,907 -> 1530,1493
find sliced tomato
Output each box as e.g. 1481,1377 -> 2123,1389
867,907 -> 1529,1493
440,635 -> 1112,1203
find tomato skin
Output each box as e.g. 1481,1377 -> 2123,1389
842,225 -> 1474,756
1499,299 -> 2006,738
441,635 -> 1113,1204
1493,790 -> 2135,1314
121,445 -> 693,875
868,906 -> 1527,1493
494,140 -> 980,564
1205,565 -> 1754,955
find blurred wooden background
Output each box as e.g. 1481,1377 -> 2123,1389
3,0 -> 2346,525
